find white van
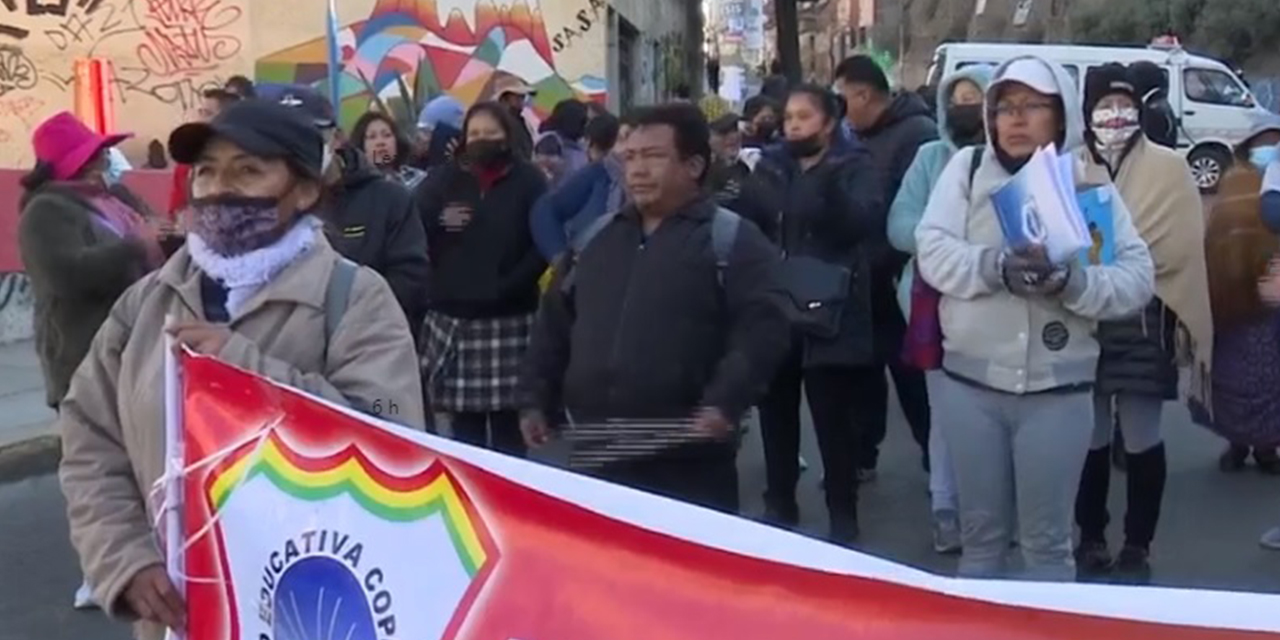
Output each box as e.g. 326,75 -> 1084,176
927,42 -> 1280,192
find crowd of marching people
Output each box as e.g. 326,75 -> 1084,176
15,52 -> 1280,638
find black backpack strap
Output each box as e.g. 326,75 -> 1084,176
711,207 -> 742,288
560,213 -> 618,295
323,258 -> 359,363
570,212 -> 617,255
968,145 -> 985,188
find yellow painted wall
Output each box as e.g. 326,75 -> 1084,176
0,0 -> 609,168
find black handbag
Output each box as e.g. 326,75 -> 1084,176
778,255 -> 852,339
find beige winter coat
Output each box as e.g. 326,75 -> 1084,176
56,235 -> 425,640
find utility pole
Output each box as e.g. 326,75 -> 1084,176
775,0 -> 802,84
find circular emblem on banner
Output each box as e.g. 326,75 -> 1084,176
1020,199 -> 1047,244
273,556 -> 378,640
1042,321 -> 1070,352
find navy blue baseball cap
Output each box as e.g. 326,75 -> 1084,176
255,83 -> 337,129
168,99 -> 325,177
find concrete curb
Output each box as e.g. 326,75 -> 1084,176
0,432 -> 61,483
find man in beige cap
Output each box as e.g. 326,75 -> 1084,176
494,76 -> 537,159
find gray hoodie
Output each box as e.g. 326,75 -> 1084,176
914,55 -> 1154,394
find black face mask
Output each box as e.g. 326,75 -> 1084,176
755,121 -> 777,139
947,104 -> 985,145
785,135 -> 824,159
466,140 -> 511,167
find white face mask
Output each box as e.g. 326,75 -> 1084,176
1091,106 -> 1141,149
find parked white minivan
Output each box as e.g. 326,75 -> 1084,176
927,42 -> 1280,192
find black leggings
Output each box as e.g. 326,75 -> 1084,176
757,350 -> 865,516
450,410 -> 526,458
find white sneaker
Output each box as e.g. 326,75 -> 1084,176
73,582 -> 98,610
1260,526 -> 1280,551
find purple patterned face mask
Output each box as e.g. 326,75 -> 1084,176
185,195 -> 287,257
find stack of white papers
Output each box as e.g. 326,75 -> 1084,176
991,144 -> 1094,264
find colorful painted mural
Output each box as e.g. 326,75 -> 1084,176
255,0 -> 607,129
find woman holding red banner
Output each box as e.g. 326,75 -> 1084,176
56,98 -> 425,640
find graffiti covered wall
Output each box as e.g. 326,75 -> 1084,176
0,0 -> 253,167
0,0 -> 614,168
0,0 -> 621,342
254,0 -> 608,129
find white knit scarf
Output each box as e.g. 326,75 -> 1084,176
187,216 -> 322,318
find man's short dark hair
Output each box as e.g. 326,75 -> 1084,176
201,87 -> 238,107
709,114 -> 741,135
632,103 -> 712,184
743,95 -> 779,120
224,75 -> 256,98
835,55 -> 890,95
789,83 -> 841,121
585,113 -> 621,151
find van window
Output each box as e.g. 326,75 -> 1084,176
1062,64 -> 1080,90
1184,68 -> 1254,107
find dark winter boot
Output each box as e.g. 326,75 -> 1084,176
1123,444 -> 1167,550
762,492 -> 800,529
1111,428 -> 1127,472
1118,444 -> 1166,585
1075,448 -> 1112,542
1075,446 -> 1113,577
826,491 -> 860,547
1254,448 -> 1280,475
1219,443 -> 1249,472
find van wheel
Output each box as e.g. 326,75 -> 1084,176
1188,146 -> 1232,194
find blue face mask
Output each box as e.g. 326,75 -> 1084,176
1249,144 -> 1278,172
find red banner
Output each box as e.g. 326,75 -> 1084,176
178,354 -> 1280,639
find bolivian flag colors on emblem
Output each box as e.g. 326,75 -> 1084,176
174,354 -> 1280,640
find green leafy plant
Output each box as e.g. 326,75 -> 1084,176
353,63 -> 438,131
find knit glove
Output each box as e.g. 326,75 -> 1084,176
999,246 -> 1056,296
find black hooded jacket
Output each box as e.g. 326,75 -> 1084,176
751,135 -> 886,366
857,91 -> 939,206
325,146 -> 430,326
521,196 -> 791,423
852,91 -> 938,349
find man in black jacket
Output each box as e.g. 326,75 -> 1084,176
708,114 -> 778,239
833,55 -> 936,479
273,86 -> 430,330
520,104 -> 790,514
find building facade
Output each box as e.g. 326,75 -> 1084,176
0,0 -> 701,169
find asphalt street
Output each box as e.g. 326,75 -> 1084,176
2,394 -> 1279,640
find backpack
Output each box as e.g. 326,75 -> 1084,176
322,258 -> 358,361
567,207 -> 741,289
900,145 -> 984,372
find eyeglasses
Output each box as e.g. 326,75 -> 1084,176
993,102 -> 1056,118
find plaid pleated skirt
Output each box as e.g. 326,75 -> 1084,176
420,310 -> 535,413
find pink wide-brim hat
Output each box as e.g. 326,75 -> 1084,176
32,111 -> 132,181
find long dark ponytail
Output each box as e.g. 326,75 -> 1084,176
19,160 -> 56,193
